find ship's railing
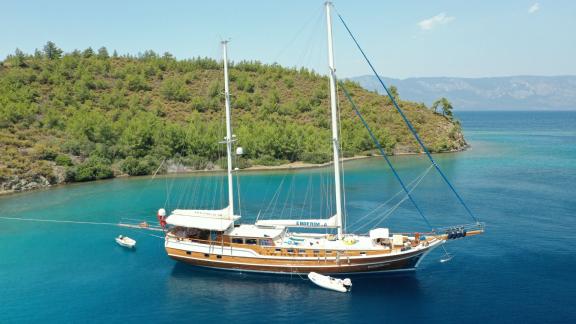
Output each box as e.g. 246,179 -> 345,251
354,222 -> 485,237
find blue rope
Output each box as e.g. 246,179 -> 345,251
337,13 -> 479,224
340,83 -> 433,229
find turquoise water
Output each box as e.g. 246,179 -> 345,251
1,111 -> 575,323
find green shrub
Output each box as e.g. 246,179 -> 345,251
120,156 -> 158,176
252,155 -> 288,166
161,77 -> 190,102
34,145 -> 58,161
55,155 -> 73,166
300,152 -> 331,164
73,158 -> 114,181
125,74 -> 150,91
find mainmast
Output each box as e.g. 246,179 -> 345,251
325,2 -> 344,238
222,41 -> 235,219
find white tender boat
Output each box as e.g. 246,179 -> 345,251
308,272 -> 352,293
115,235 -> 136,248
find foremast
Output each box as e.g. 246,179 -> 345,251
222,41 -> 235,220
325,2 -> 344,238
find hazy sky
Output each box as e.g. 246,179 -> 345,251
1,0 -> 574,78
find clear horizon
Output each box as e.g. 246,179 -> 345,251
1,0 -> 575,79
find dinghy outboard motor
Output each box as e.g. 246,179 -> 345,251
343,278 -> 352,292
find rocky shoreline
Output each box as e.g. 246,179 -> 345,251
0,145 -> 469,197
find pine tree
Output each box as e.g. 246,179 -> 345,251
43,41 -> 62,60
432,97 -> 453,117
83,47 -> 94,58
97,47 -> 109,59
13,48 -> 26,67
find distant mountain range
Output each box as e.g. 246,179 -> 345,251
350,75 -> 576,110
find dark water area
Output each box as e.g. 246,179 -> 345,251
1,111 -> 575,323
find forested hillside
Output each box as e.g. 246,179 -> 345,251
0,43 -> 466,193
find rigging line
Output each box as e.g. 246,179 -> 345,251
152,159 -> 165,178
132,157 -> 167,207
290,175 -> 297,220
336,12 -> 479,224
262,174 -> 286,219
273,5 -> 324,63
298,11 -> 325,73
309,174 -> 314,219
364,165 -> 433,231
347,164 -> 433,230
299,174 -> 311,220
256,174 -> 274,221
163,172 -> 171,209
281,176 -> 295,219
364,195 -> 410,231
340,82 -> 433,229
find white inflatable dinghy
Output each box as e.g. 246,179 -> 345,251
308,272 -> 352,293
115,235 -> 136,248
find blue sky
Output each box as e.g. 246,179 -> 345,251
1,0 -> 574,78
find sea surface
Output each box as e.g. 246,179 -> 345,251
1,111 -> 575,323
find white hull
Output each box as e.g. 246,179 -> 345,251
116,236 -> 136,248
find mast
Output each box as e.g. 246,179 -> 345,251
222,40 -> 234,219
325,2 -> 344,238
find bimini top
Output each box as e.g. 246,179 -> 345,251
165,206 -> 240,231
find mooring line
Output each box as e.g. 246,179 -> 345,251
0,216 -> 120,226
0,216 -> 164,232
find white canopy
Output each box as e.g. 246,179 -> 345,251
165,206 -> 240,231
228,224 -> 285,238
255,215 -> 338,228
369,228 -> 390,240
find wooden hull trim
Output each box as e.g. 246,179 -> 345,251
167,249 -> 425,268
165,238 -> 443,262
167,249 -> 425,275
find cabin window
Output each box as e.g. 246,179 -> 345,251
231,238 -> 243,244
286,249 -> 294,253
275,248 -> 282,253
216,255 -> 222,259
259,239 -> 273,246
245,238 -> 258,245
186,251 -> 191,255
326,250 -> 333,254
204,253 -> 209,257
298,249 -> 306,254
360,252 -> 367,256
313,250 -> 320,254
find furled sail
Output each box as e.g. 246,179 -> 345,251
165,206 -> 240,231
